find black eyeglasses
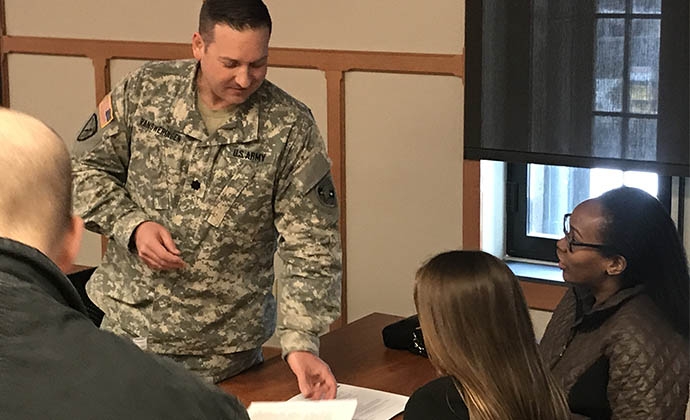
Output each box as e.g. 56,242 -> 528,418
562,213 -> 609,253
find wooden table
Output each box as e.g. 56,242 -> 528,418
219,312 -> 437,419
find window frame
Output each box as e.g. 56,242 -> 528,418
505,162 -> 672,262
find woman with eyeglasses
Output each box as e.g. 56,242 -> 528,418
540,186 -> 689,420
404,251 -> 570,420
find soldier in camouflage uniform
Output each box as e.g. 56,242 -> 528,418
71,0 -> 342,398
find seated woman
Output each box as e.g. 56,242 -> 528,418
404,250 -> 569,420
540,186 -> 689,419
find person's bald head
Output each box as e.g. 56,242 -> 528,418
0,108 -> 75,259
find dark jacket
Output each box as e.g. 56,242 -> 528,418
540,285 -> 689,420
404,376 -> 469,420
0,237 -> 249,420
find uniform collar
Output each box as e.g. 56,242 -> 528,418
172,60 -> 261,145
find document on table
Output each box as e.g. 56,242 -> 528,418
293,383 -> 408,420
247,399 -> 357,420
246,383 -> 408,420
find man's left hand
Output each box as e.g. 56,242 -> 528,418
286,351 -> 337,400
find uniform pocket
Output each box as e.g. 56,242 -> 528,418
206,163 -> 257,228
127,133 -> 172,210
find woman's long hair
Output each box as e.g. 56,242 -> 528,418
414,250 -> 569,420
597,186 -> 690,338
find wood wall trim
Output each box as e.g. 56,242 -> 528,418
519,280 -> 568,312
0,36 -> 464,78
326,70 -> 347,329
0,1 -> 5,43
0,0 -> 8,107
92,56 -> 110,103
269,47 -> 464,77
1,36 -> 191,61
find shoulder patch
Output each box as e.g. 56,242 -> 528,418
316,176 -> 337,208
98,93 -> 114,128
77,113 -> 98,142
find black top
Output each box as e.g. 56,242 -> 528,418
0,237 -> 249,420
569,356 -> 610,419
404,376 -> 470,420
564,287 -> 611,419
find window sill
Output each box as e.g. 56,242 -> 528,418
505,259 -> 568,311
505,260 -> 564,284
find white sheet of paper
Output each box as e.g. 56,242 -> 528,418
247,399 -> 357,420
290,383 -> 408,420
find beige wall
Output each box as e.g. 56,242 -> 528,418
345,72 -> 463,320
265,0 -> 463,54
4,0 -> 466,322
5,0 -> 199,42
529,309 -> 552,342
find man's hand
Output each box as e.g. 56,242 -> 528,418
133,221 -> 186,270
286,351 -> 337,400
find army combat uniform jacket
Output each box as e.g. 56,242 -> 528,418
72,59 -> 342,358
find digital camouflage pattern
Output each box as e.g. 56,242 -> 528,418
72,60 -> 342,374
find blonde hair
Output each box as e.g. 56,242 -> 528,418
414,250 -> 569,420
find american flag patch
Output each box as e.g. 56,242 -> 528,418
98,93 -> 114,128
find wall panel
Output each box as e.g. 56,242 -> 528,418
345,71 -> 464,321
8,54 -> 94,145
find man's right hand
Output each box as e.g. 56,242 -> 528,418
133,221 -> 186,270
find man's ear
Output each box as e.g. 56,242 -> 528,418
192,32 -> 205,60
54,216 -> 84,273
606,254 -> 627,277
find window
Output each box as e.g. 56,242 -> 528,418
503,0 -> 680,262
506,163 -> 671,262
464,0 -> 688,175
592,0 -> 661,161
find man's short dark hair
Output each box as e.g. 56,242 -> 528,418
199,0 -> 272,44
